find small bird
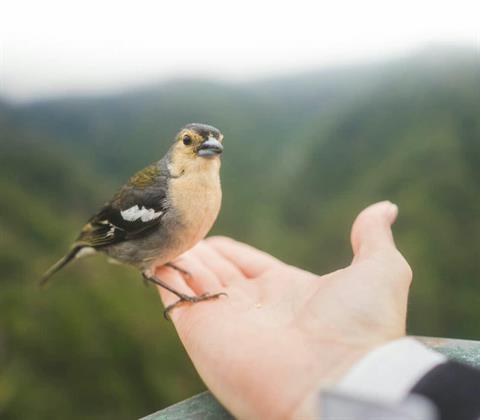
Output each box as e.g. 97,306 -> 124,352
40,123 -> 226,317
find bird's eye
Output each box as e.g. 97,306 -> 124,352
183,135 -> 192,146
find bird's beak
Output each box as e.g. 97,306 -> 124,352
197,137 -> 224,157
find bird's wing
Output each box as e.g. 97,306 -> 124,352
76,164 -> 169,248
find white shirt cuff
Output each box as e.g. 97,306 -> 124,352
334,337 -> 447,403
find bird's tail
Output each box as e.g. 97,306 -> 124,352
39,245 -> 85,287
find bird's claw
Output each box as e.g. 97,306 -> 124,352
163,292 -> 228,320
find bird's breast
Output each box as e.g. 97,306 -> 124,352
168,160 -> 222,252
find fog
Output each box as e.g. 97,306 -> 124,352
1,0 -> 478,101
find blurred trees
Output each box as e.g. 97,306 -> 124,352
0,47 -> 479,419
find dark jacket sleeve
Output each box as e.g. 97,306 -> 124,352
321,360 -> 480,420
410,360 -> 480,420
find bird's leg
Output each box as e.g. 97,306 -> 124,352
141,272 -> 227,320
142,272 -> 192,299
165,262 -> 192,280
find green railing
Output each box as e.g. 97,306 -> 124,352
142,337 -> 480,420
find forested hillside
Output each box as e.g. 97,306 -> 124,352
1,47 -> 479,419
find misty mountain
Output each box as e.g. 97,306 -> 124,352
0,47 -> 479,419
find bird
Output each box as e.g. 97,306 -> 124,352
40,123 -> 226,317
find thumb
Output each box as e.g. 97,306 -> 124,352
349,201 -> 413,319
350,201 -> 399,264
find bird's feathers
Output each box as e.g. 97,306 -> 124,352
40,162 -> 170,284
76,163 -> 170,249
39,245 -> 91,286
120,205 -> 163,222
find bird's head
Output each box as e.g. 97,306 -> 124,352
172,123 -> 224,160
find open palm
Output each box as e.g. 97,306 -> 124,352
155,201 -> 412,419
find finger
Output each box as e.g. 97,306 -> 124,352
191,241 -> 246,287
206,236 -> 282,278
350,201 -> 398,263
169,251 -> 224,295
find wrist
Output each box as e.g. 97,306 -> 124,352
290,341 -> 388,419
332,337 -> 446,402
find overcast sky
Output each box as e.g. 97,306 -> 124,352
1,0 -> 478,102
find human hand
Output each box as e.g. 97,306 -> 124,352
155,201 -> 412,419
